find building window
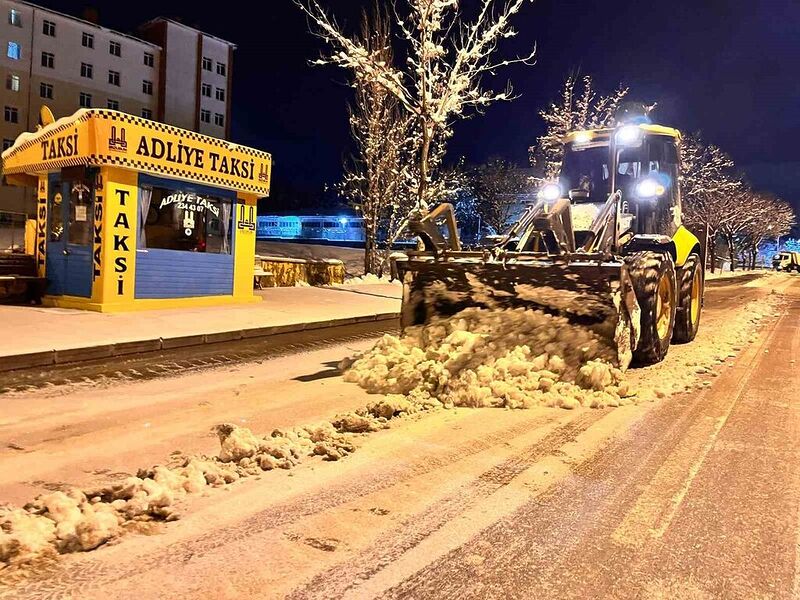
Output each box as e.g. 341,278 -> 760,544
216,62 -> 226,76
40,82 -> 53,99
41,52 -> 54,69
9,9 -> 21,27
142,80 -> 153,95
82,32 -> 94,48
202,57 -> 212,71
214,113 -> 224,127
4,106 -> 19,123
109,40 -> 121,57
81,62 -> 93,78
144,52 -> 154,67
200,109 -> 210,123
201,83 -> 211,97
215,87 -> 225,102
107,99 -> 119,110
6,74 -> 20,92
141,108 -> 152,119
3,139 -> 14,150
79,92 -> 92,108
140,183 -> 233,254
42,20 -> 55,37
7,42 -> 20,60
108,70 -> 120,86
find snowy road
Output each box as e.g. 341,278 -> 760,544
1,273 -> 798,599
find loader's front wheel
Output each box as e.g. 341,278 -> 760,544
627,251 -> 677,365
673,253 -> 703,343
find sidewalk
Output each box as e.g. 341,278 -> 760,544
0,284 -> 401,371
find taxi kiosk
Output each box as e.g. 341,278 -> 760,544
1,108 -> 271,311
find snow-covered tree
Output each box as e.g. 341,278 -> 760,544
528,74 -> 628,182
296,0 -> 536,208
472,158 -> 530,233
679,134 -> 744,272
740,193 -> 795,269
339,7 -> 413,274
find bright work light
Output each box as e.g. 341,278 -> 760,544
539,183 -> 561,201
635,177 -> 666,199
615,125 -> 642,146
338,217 -> 348,225
573,130 -> 593,144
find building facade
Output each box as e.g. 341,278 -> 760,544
137,18 -> 233,140
0,1 -> 234,214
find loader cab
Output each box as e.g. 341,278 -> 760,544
560,126 -> 682,238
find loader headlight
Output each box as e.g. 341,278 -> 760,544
635,177 -> 666,199
539,183 -> 562,201
615,125 -> 642,146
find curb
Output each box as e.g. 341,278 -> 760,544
0,312 -> 400,373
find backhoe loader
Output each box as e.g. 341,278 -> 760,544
395,110 -> 705,368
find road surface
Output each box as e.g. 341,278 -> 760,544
0,272 -> 798,599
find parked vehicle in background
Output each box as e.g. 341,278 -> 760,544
772,251 -> 800,272
257,215 -> 365,242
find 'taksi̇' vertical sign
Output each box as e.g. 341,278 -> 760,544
96,171 -> 137,305
111,188 -> 133,296
92,191 -> 103,282
35,178 -> 48,278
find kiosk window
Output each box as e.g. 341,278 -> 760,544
139,185 -> 233,254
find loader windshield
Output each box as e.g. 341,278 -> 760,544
561,142 -> 648,202
559,143 -> 611,202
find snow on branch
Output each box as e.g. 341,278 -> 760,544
528,74 -> 628,182
296,0 -> 535,206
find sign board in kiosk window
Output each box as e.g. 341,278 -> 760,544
140,184 -> 232,254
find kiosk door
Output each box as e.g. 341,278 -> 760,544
46,174 -> 94,297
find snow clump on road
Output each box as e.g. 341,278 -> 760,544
0,414 -> 400,569
341,306 -> 635,410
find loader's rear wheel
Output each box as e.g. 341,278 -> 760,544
673,253 -> 703,343
627,251 -> 677,365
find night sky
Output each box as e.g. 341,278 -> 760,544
43,0 -> 800,213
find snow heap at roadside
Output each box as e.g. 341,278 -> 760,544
341,306 -> 635,410
337,273 -> 400,286
0,411 -> 407,569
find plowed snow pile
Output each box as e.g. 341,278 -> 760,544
342,306 -> 634,410
0,414 -> 404,569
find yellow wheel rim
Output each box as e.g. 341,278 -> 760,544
655,273 -> 674,340
690,268 -> 702,326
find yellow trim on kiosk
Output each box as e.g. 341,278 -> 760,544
2,108 -> 271,312
2,109 -> 271,195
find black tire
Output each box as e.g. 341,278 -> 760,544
626,251 -> 677,365
673,253 -> 703,343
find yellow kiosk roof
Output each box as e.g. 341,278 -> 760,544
1,108 -> 272,196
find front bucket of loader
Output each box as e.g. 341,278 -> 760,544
396,257 -> 640,369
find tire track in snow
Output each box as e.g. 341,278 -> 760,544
378,309 -> 783,600
286,410 -> 608,600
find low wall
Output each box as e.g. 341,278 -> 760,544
257,255 -> 345,287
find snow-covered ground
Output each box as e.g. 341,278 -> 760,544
705,268 -> 772,281
0,272 -> 795,584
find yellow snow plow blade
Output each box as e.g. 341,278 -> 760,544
396,256 -> 640,370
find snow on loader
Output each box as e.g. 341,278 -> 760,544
395,114 -> 705,368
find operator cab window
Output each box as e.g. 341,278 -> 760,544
559,142 -> 610,203
633,136 -> 680,236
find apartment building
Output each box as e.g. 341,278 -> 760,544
138,18 -> 233,140
0,1 -> 235,214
